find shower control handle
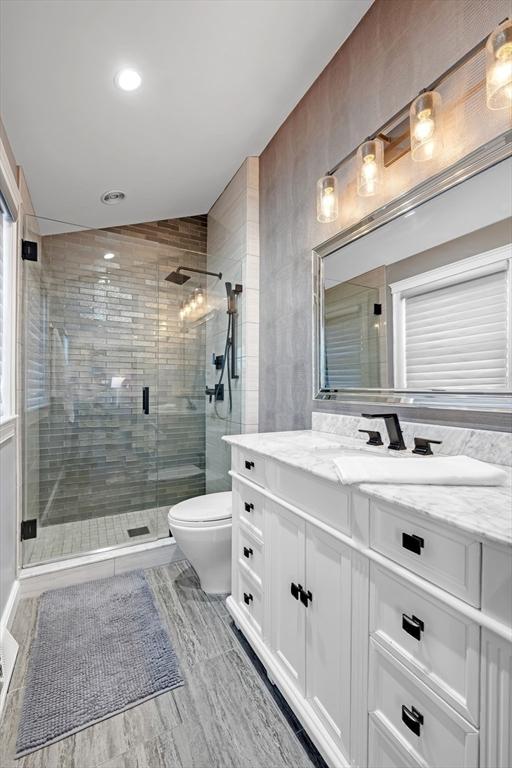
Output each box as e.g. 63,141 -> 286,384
142,386 -> 150,415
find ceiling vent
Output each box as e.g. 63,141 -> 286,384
101,190 -> 126,205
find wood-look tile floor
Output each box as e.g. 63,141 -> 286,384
0,561 -> 327,768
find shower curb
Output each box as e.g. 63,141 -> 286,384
17,538 -> 186,598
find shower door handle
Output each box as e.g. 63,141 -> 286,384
142,386 -> 150,415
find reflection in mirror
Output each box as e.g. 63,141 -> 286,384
317,157 -> 512,403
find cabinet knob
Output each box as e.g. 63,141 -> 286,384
243,546 -> 253,558
401,705 -> 424,736
402,613 -> 424,640
243,592 -> 253,605
402,532 -> 424,555
244,460 -> 255,470
244,502 -> 254,513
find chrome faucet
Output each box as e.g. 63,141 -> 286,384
362,413 -> 406,451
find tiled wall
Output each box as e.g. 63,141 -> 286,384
259,0 -> 511,432
205,158 -> 260,492
23,216 -> 208,525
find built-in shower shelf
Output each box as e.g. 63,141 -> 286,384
149,465 -> 204,482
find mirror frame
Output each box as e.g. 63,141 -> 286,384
313,129 -> 512,413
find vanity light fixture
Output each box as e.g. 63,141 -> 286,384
316,175 -> 338,223
486,18 -> 512,109
315,18 -> 510,221
410,90 -> 443,162
357,139 -> 384,196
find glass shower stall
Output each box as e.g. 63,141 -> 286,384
21,215 -> 241,566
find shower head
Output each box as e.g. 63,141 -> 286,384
165,266 -> 222,284
166,270 -> 190,285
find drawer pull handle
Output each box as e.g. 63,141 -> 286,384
243,592 -> 253,605
401,705 -> 424,737
402,613 -> 424,640
402,532 -> 424,555
243,546 -> 253,558
244,460 -> 255,470
291,582 -> 300,600
244,502 -> 254,513
300,588 -> 313,607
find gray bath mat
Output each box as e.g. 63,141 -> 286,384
16,570 -> 184,757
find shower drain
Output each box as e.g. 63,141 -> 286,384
127,526 -> 150,537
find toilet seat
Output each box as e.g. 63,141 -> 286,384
168,491 -> 232,525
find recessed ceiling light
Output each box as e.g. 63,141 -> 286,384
114,68 -> 142,92
103,252 -> 115,260
101,190 -> 126,205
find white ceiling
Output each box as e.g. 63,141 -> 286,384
0,0 -> 371,231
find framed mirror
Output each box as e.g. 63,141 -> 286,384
313,139 -> 512,412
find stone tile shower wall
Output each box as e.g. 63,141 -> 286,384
25,217 -> 207,525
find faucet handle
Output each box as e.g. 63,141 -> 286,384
358,429 -> 383,446
412,437 -> 442,456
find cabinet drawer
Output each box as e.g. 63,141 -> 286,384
234,480 -> 265,539
369,640 -> 478,768
369,714 -> 424,768
370,564 -> 480,724
237,568 -> 263,635
370,500 -> 481,606
234,447 -> 266,487
238,524 -> 263,586
265,460 -> 351,537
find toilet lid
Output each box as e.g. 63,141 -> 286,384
168,491 -> 232,524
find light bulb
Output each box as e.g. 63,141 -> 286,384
316,175 -> 338,223
410,91 -> 443,162
413,110 -> 435,142
486,20 -> 512,109
362,155 -> 377,181
114,69 -> 142,92
195,289 -> 204,306
357,139 -> 383,197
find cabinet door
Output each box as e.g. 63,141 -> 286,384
305,524 -> 352,757
480,629 -> 512,768
269,502 -> 306,693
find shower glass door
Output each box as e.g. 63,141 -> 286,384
155,247 -> 207,528
21,215 -> 159,565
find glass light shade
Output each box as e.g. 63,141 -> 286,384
486,20 -> 512,109
410,91 -> 443,162
357,139 -> 383,197
316,175 -> 338,223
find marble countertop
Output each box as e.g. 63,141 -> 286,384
223,430 -> 512,547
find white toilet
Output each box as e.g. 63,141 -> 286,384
168,491 -> 232,594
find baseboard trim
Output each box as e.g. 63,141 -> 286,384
0,581 -> 20,720
0,579 -> 20,633
18,538 -> 186,597
226,596 -> 349,768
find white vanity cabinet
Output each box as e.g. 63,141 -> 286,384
227,445 -> 512,768
269,500 -> 352,756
